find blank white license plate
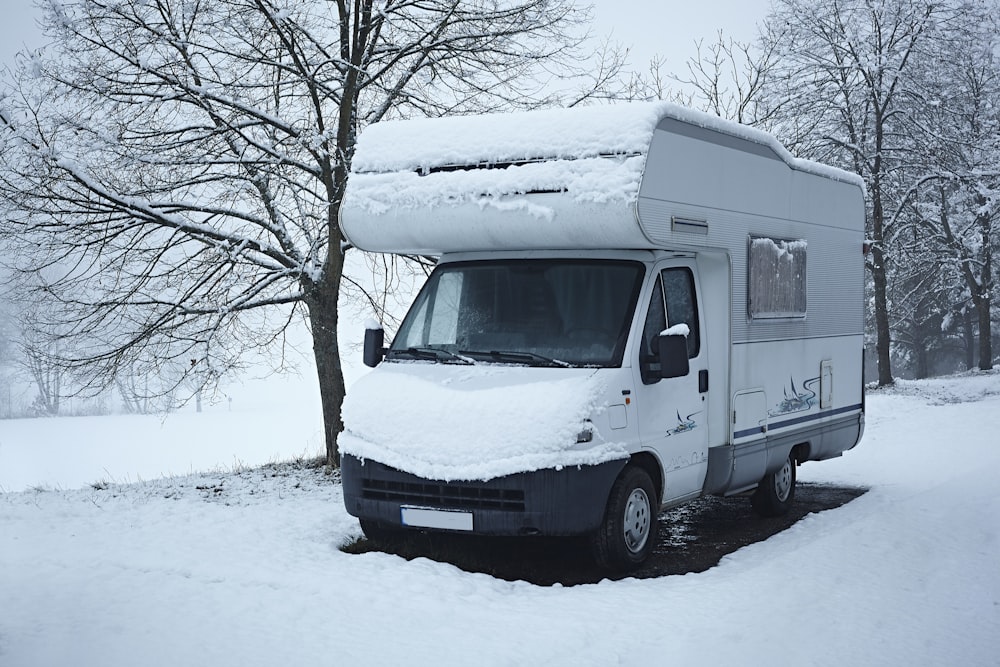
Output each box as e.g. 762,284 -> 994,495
400,506 -> 473,531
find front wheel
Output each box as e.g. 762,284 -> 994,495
751,452 -> 796,517
590,466 -> 658,570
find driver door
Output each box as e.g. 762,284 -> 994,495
633,261 -> 709,503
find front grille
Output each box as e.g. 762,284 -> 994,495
361,478 -> 525,512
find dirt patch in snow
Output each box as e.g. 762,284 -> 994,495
343,483 -> 866,586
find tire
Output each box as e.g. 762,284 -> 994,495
751,452 -> 797,517
590,466 -> 658,570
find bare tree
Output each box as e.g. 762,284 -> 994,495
0,298 -> 18,418
0,0 -> 605,464
22,343 -> 61,416
903,1 -> 1000,371
891,212 -> 968,378
761,0 -> 945,386
671,31 -> 782,128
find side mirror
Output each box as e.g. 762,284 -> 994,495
363,327 -> 386,368
658,333 -> 689,379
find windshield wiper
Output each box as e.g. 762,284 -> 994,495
459,350 -> 572,368
389,347 -> 473,364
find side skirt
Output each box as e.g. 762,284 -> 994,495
702,410 -> 863,496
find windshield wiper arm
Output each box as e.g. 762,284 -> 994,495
390,347 -> 473,364
459,349 -> 572,368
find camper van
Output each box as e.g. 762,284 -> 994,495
338,102 -> 865,570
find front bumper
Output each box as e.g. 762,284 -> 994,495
341,454 -> 627,536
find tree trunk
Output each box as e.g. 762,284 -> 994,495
978,296 -> 993,370
978,224 -> 994,371
870,186 -> 894,386
914,336 -> 928,379
873,260 -> 894,386
307,265 -> 347,468
959,208 -> 995,372
964,308 -> 977,369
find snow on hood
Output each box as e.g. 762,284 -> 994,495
339,363 -> 629,481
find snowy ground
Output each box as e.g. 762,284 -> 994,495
0,371 -> 327,493
2,372 -> 999,666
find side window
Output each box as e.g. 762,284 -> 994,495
640,277 -> 666,361
639,267 -> 700,384
639,277 -> 666,385
662,268 -> 700,358
748,236 -> 807,319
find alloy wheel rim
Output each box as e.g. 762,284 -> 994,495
774,458 -> 793,502
623,488 -> 651,553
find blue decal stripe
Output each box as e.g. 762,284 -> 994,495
734,404 -> 863,440
734,426 -> 764,440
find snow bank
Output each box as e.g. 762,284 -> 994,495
870,369 -> 1000,405
339,364 -> 627,481
0,373 -> 324,493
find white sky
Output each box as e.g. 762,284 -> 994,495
592,0 -> 772,73
1,1 -> 773,75
1,1 -> 44,67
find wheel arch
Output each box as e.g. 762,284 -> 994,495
791,441 -> 810,465
628,451 -> 664,506
766,440 -> 811,476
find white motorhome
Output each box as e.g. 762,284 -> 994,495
338,102 -> 865,570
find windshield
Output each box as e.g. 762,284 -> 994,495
388,259 -> 644,367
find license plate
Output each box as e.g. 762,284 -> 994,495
400,506 -> 473,531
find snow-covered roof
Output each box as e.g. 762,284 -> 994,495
350,101 -> 861,186
351,103 -> 661,174
340,102 -> 865,254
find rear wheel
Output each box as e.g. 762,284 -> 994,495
590,466 -> 658,570
751,452 -> 796,517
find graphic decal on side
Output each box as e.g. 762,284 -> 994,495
667,410 -> 701,436
769,376 -> 820,417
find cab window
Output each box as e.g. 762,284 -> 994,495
639,267 -> 700,384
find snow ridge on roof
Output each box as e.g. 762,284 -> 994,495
352,103 -> 664,174
350,101 -> 864,189
340,102 -> 865,252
